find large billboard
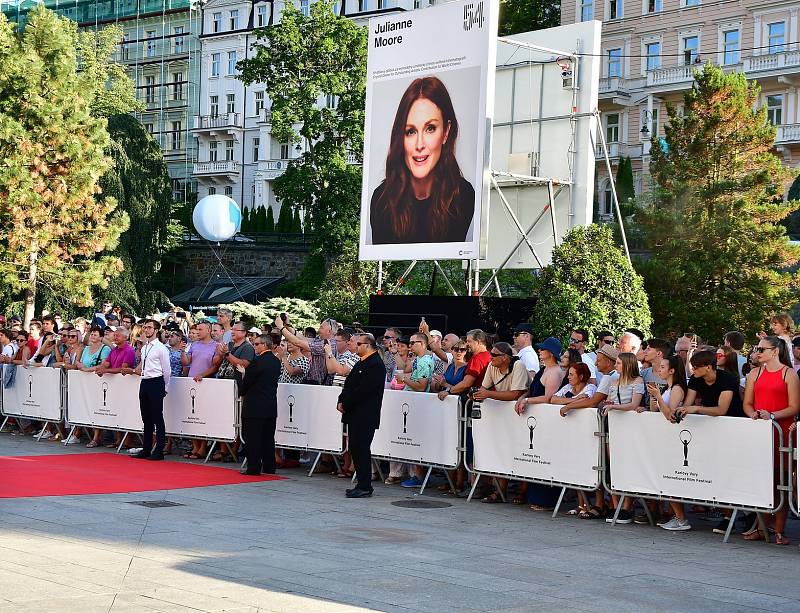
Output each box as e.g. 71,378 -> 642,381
359,0 -> 499,261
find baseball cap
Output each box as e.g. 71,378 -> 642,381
513,323 -> 533,335
429,329 -> 442,338
9,315 -> 21,323
248,326 -> 261,334
597,344 -> 620,361
396,336 -> 410,346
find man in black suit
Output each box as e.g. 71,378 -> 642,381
238,333 -> 281,475
338,333 -> 386,498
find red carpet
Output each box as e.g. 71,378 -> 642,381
0,453 -> 284,499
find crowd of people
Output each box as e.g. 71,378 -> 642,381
1,304 -> 798,545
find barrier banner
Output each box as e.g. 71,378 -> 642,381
66,370 -> 143,432
608,411 -> 774,509
275,383 -> 343,453
1,365 -> 62,421
472,401 -> 600,488
164,377 -> 237,441
371,390 -> 460,468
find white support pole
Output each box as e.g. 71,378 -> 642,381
594,110 -> 631,263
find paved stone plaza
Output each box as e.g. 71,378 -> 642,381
1,434 -> 799,613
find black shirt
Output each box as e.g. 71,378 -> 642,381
369,177 -> 475,244
688,368 -> 745,417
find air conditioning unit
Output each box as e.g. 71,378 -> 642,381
507,152 -> 539,177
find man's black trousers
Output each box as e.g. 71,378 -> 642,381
348,421 -> 376,491
242,416 -> 277,474
139,376 -> 165,456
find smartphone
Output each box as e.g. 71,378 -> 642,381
176,312 -> 186,319
280,312 -> 287,323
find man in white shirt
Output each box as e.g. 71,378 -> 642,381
512,323 -> 539,376
124,318 -> 171,461
568,329 -> 598,383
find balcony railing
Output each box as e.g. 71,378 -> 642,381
744,50 -> 800,73
258,107 -> 272,124
258,159 -> 289,179
646,64 -> 696,87
193,161 -> 241,175
193,113 -> 242,130
599,77 -> 627,95
596,142 -> 620,159
776,123 -> 800,144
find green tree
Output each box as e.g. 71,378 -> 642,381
265,206 -> 275,233
276,203 -> 294,233
217,298 -> 320,331
292,207 -> 302,233
498,0 -> 560,36
317,242 -> 379,323
0,7 -> 126,326
99,114 -> 182,313
615,156 -> 637,218
238,0 -> 366,255
241,206 -> 251,232
530,225 -> 651,343
637,64 -> 800,341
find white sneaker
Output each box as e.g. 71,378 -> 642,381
64,434 -> 80,445
660,517 -> 691,531
37,428 -> 52,440
128,447 -> 144,456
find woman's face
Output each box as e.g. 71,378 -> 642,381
614,358 -> 624,374
403,98 -> 450,182
771,320 -> 784,335
89,330 -> 100,344
716,349 -> 725,366
567,367 -> 578,386
560,352 -> 571,368
656,359 -> 671,382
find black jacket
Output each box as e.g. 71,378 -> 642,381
239,351 -> 281,419
338,351 -> 386,429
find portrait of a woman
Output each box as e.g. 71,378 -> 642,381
370,76 -> 475,245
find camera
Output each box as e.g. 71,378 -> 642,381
674,411 -> 683,424
471,406 -> 482,419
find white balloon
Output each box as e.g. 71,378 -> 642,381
192,195 -> 242,242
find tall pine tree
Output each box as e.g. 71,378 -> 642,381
0,7 -> 126,326
265,206 -> 275,233
637,64 -> 800,340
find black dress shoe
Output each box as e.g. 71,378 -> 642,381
146,454 -> 164,461
132,451 -> 151,459
240,469 -> 261,476
346,488 -> 373,498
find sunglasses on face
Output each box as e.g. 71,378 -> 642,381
253,340 -> 264,346
452,347 -> 467,352
755,346 -> 775,353
569,337 -> 584,344
490,351 -> 508,358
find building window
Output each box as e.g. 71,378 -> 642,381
607,48 -> 622,77
646,0 -> 661,12
280,142 -> 290,159
683,0 -> 699,5
645,42 -> 661,71
209,141 -> 218,162
257,4 -> 267,26
601,180 -> 613,216
326,94 -> 338,108
210,95 -> 219,117
230,9 -> 239,29
301,0 -> 310,15
212,12 -> 222,32
227,51 -> 237,75
172,72 -> 183,101
255,91 -> 265,114
226,93 -> 235,114
606,113 -> 620,143
682,36 -> 699,65
766,94 -> 783,125
174,26 -> 184,53
171,121 -> 182,150
208,187 -> 217,195
145,75 -> 156,104
767,22 -> 785,55
146,30 -> 156,57
224,186 -> 233,197
253,137 -> 260,162
122,34 -> 130,60
225,140 -> 235,161
608,0 -> 619,20
144,123 -> 154,135
723,29 -> 740,65
211,53 -> 220,77
579,0 -> 592,21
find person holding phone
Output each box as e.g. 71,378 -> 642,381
274,314 -> 339,385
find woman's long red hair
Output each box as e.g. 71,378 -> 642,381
376,77 -> 463,239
